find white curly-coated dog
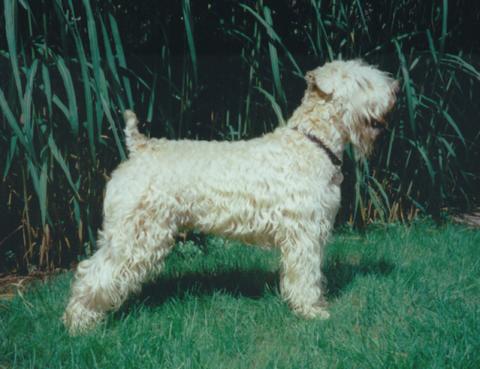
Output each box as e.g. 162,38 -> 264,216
63,59 -> 398,334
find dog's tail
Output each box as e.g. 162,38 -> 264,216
123,110 -> 147,154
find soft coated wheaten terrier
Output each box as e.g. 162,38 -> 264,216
63,59 -> 398,334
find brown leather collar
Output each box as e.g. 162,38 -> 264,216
292,127 -> 343,166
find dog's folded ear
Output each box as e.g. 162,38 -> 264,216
305,69 -> 335,96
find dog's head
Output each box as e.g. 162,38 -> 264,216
306,59 -> 398,157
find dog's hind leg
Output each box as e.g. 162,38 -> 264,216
63,200 -> 177,334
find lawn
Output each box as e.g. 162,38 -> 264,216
1,222 -> 479,368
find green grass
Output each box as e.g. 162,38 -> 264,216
1,222 -> 479,368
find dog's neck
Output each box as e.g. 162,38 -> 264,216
286,91 -> 347,159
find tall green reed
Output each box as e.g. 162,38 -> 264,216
1,0 -> 478,272
1,0 -> 138,271
234,0 -> 479,224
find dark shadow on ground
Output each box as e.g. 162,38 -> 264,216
117,269 -> 279,316
118,257 -> 394,315
324,257 -> 395,297
143,269 -> 279,304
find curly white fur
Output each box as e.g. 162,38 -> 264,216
63,59 -> 398,334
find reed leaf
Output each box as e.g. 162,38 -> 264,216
255,86 -> 285,126
52,94 -> 70,121
309,0 -> 334,60
263,5 -> 286,108
354,0 -> 371,42
41,63 -> 53,117
82,0 -> 106,98
47,134 -> 81,200
240,3 -> 302,77
100,15 -> 125,113
410,140 -> 436,183
2,137 -> 17,179
437,136 -> 456,158
147,74 -> 158,123
441,110 -> 466,147
182,0 -> 198,86
109,13 -> 134,109
368,175 -> 391,213
22,59 -> 39,137
440,0 -> 448,53
441,54 -> 480,80
0,88 -> 32,157
3,0 -> 24,109
385,126 -> 396,168
394,40 -> 418,137
63,0 -> 96,158
56,57 -> 79,136
101,97 -> 126,160
426,30 -> 439,66
27,160 -> 48,227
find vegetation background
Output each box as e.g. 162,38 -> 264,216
1,0 -> 479,273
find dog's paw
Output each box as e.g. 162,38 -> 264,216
62,302 -> 105,335
294,304 -> 330,320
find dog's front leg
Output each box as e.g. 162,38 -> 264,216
279,229 -> 330,319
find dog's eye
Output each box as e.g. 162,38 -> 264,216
370,120 -> 383,129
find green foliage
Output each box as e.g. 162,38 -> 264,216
1,0 -> 133,271
1,223 -> 479,368
1,0 -> 479,271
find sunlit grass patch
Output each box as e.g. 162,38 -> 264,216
1,222 -> 479,368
